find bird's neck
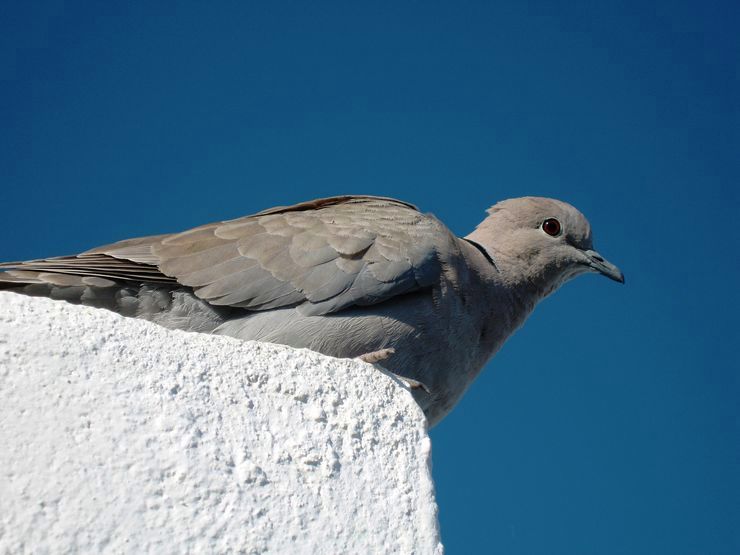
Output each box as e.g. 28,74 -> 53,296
458,238 -> 543,369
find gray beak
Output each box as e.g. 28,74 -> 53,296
583,249 -> 625,284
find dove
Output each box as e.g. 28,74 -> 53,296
0,195 -> 623,426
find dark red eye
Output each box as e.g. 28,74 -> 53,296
542,218 -> 561,236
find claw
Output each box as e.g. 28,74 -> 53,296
355,347 -> 432,396
396,375 -> 431,395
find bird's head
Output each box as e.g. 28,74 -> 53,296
466,197 -> 624,297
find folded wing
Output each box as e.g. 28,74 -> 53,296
1,196 -> 449,316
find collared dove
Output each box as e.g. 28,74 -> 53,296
0,195 -> 623,425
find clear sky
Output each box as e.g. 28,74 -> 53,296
2,2 -> 738,553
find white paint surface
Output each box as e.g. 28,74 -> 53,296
0,292 -> 442,554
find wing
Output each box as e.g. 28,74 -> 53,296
151,196 -> 446,315
0,196 -> 450,316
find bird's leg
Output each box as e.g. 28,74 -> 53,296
355,348 -> 431,395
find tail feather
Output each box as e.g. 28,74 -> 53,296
0,272 -> 234,334
0,268 -> 127,309
1,235 -> 233,333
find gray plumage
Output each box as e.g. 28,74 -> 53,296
0,195 -> 623,426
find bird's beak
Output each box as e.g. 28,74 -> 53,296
582,249 -> 625,284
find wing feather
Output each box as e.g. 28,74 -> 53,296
1,195 -> 452,316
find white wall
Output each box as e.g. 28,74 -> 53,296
0,292 -> 442,554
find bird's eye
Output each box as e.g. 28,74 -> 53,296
542,218 -> 561,236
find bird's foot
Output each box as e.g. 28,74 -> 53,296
356,347 -> 396,364
390,374 -> 431,395
356,347 -> 431,395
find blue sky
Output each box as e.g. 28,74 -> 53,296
2,2 -> 738,553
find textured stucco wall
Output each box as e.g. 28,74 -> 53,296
0,292 -> 442,554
